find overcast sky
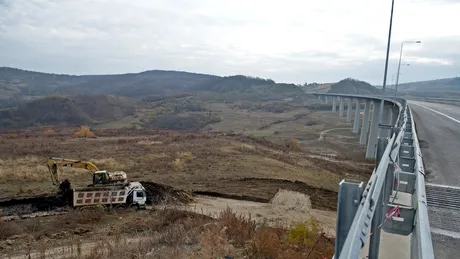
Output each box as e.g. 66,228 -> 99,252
1,0 -> 459,85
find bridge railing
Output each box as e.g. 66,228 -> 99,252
311,94 -> 433,258
408,107 -> 434,259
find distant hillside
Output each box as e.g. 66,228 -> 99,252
302,83 -> 332,93
396,77 -> 460,98
0,67 -> 219,101
328,78 -> 381,95
0,67 -> 305,104
0,95 -> 136,129
59,70 -> 219,97
190,75 -> 275,92
0,67 -> 86,96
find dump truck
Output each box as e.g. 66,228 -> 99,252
47,157 -> 146,209
59,180 -> 147,209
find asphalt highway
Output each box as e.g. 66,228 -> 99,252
408,100 -> 460,259
409,100 -> 460,186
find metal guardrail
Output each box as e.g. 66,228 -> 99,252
408,107 -> 434,259
311,93 -> 433,258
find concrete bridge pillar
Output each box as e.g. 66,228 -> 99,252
379,105 -> 392,138
318,95 -> 322,102
366,102 -> 380,158
332,97 -> 337,112
325,96 -> 328,104
391,106 -> 399,125
339,97 -> 344,117
346,98 -> 352,122
389,107 -> 394,126
353,99 -> 361,134
360,100 -> 371,144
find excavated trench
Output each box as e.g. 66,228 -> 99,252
0,194 -> 66,216
0,179 -> 338,219
0,181 -> 193,217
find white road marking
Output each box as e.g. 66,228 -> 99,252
410,102 -> 460,124
426,182 -> 460,190
431,227 -> 460,239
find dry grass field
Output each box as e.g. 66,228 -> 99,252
1,207 -> 335,259
0,102 -> 373,258
0,127 -> 371,206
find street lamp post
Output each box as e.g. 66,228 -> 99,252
371,0 -> 395,258
393,64 -> 410,97
378,0 -> 395,127
395,40 -> 421,95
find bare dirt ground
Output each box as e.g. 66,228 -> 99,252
181,190 -> 337,234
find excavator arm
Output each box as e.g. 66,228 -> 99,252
47,157 -> 99,185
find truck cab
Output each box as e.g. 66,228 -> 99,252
126,187 -> 147,209
133,190 -> 147,208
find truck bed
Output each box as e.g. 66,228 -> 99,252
72,186 -> 128,207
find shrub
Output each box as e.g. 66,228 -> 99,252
73,125 -> 96,138
286,138 -> 301,152
217,207 -> 256,247
199,224 -> 235,258
43,128 -> 55,135
6,132 -> 18,138
248,226 -> 283,258
287,218 -> 321,248
172,152 -> 194,170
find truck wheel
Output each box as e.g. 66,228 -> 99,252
115,204 -> 126,210
128,204 -> 140,211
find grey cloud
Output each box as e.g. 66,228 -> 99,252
0,0 -> 459,85
409,36 -> 460,61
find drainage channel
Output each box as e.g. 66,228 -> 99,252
426,183 -> 460,234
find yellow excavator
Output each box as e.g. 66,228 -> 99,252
46,157 -> 128,187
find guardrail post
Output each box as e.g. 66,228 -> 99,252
339,97 -> 345,117
347,98 -> 352,122
369,137 -> 389,258
335,180 -> 364,258
333,97 -> 337,112
360,100 -> 371,144
366,102 -> 381,158
353,99 -> 361,134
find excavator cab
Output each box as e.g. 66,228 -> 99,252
93,172 -> 106,185
92,170 -> 128,186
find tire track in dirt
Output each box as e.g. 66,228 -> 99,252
318,128 -> 352,141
